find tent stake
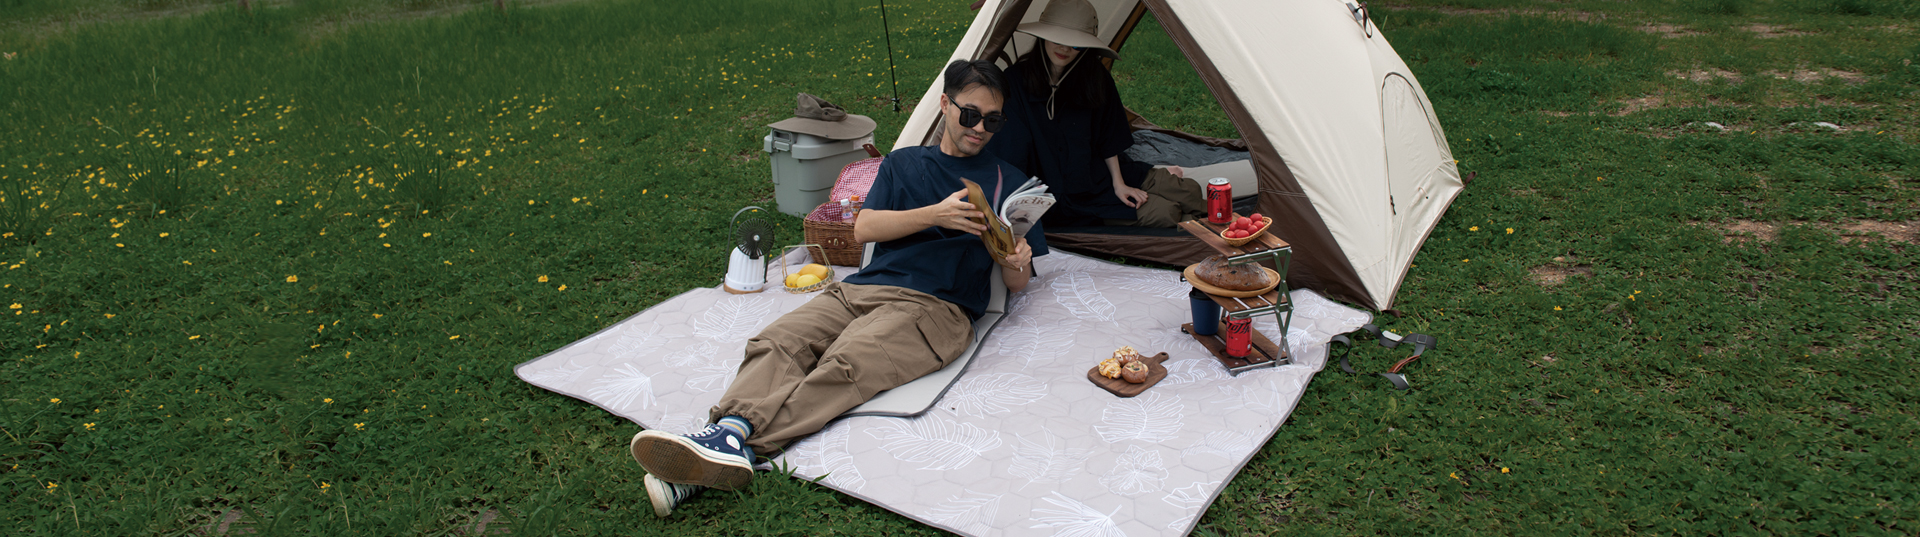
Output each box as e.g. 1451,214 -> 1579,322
878,0 -> 900,112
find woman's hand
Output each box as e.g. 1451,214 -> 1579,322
1116,184 -> 1150,209
927,188 -> 987,235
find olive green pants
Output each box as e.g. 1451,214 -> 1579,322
1104,167 -> 1209,228
709,282 -> 972,455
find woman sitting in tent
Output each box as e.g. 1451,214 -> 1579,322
983,0 -> 1207,228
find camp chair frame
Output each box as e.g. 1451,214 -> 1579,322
837,243 -> 1014,418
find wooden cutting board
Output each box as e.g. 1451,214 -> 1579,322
1085,353 -> 1170,398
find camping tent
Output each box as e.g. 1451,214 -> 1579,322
892,0 -> 1466,311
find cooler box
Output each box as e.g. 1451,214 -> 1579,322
764,129 -> 875,217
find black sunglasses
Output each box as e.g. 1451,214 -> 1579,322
947,96 -> 1007,133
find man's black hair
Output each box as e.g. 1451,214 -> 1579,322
942,59 -> 1007,100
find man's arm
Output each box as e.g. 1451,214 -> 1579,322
853,188 -> 986,243
1000,238 -> 1033,293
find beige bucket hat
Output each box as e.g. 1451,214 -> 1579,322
1015,0 -> 1118,60
767,93 -> 876,140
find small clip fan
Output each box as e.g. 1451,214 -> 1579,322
724,206 -> 776,294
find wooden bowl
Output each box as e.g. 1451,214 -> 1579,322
1219,216 -> 1272,247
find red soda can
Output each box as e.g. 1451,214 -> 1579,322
1223,315 -> 1252,357
1206,178 -> 1233,224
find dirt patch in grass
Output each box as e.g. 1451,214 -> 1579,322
1531,256 -> 1592,287
1700,219 -> 1782,244
1613,94 -> 1668,116
1838,220 -> 1918,244
1639,23 -> 1702,38
1764,68 -> 1867,84
1668,68 -> 1743,83
1744,24 -> 1812,38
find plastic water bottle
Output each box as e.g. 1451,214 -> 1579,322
841,196 -> 862,222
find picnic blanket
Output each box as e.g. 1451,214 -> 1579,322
514,251 -> 1369,535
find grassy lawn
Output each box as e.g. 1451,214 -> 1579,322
2,0 -> 1916,534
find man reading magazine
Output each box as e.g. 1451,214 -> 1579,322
626,59 -> 1049,517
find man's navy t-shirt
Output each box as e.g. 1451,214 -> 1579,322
842,145 -> 1050,321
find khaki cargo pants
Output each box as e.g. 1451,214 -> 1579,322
710,282 -> 973,455
1105,167 -> 1208,228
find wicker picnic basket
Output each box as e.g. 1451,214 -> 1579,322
803,153 -> 883,267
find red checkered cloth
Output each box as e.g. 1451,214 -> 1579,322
806,157 -> 883,221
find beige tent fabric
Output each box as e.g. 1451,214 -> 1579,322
895,0 -> 1464,311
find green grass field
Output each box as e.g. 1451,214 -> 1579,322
2,0 -> 1916,534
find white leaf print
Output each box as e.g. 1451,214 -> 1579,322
1181,430 -> 1258,459
1217,379 -> 1288,416
990,315 -> 1080,368
663,340 -> 718,368
943,373 -> 1049,418
603,322 -> 666,361
1094,391 -> 1185,443
790,422 -> 867,491
1052,271 -> 1115,322
1098,445 -> 1169,495
1029,492 -> 1126,537
1162,481 -> 1221,531
586,363 -> 657,411
692,295 -> 774,341
1160,356 -> 1229,388
1008,432 -> 1092,491
864,412 -> 1003,471
519,365 -> 586,386
925,489 -> 1001,535
1040,254 -> 1109,274
685,361 -> 737,394
650,413 -> 709,436
1112,272 -> 1190,300
1147,328 -> 1206,356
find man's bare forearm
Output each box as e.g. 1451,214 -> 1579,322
853,207 -> 931,244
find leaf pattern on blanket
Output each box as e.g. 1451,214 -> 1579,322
1181,430 -> 1259,459
925,489 -> 1002,535
1009,431 -> 1092,492
943,373 -> 1049,418
1094,391 -> 1185,443
663,340 -> 718,368
1159,355 -> 1230,388
519,364 -> 587,386
1112,272 -> 1190,300
1162,481 -> 1221,531
791,422 -> 867,491
586,363 -> 657,411
1029,492 -> 1126,537
866,412 -> 1004,471
604,322 -> 666,361
686,369 -> 737,394
692,295 -> 773,341
989,315 -> 1080,368
1098,445 -> 1169,495
1051,271 -> 1115,322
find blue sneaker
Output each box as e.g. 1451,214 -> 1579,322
629,425 -> 755,490
643,474 -> 704,517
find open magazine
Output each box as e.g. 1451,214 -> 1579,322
960,176 -> 1054,269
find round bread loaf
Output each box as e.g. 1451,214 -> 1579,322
1192,255 -> 1272,292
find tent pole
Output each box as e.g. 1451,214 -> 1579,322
879,0 -> 901,112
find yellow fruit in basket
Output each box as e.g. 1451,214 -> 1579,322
794,274 -> 823,288
799,263 -> 830,280
784,274 -> 801,288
